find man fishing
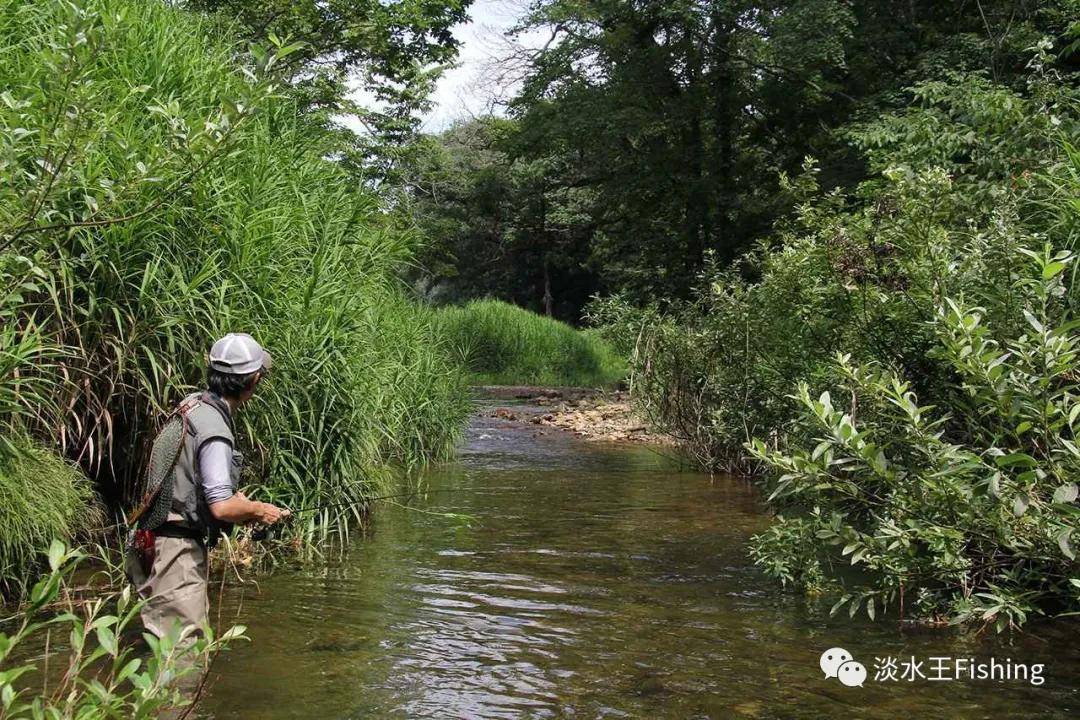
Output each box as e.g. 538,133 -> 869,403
127,333 -> 289,642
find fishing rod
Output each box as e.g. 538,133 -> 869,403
79,484 -> 512,538
248,485 -> 506,540
282,484 -> 517,518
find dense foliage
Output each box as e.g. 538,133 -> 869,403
0,541 -> 242,718
186,0 -> 471,181
399,0 -> 1080,627
594,36 -> 1080,626
405,117 -> 601,321
750,257 -> 1080,630
433,299 -> 625,387
406,0 -> 1078,317
0,0 -> 469,589
0,439 -> 96,595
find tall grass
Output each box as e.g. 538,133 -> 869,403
0,438 -> 97,595
0,0 -> 469,588
433,299 -> 626,387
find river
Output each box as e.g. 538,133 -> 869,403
197,402 -> 1080,719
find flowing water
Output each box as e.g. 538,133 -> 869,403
197,405 -> 1079,719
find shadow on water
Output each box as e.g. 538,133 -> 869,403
198,412 -> 1080,719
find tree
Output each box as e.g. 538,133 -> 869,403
187,0 -> 472,179
404,0 -> 1077,316
506,0 -> 858,300
406,117 -> 600,320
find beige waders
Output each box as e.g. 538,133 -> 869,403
127,534 -> 209,641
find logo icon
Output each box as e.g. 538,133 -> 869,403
820,647 -> 866,687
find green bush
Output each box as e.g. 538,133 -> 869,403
0,439 -> 97,594
0,0 -> 470,576
601,66 -> 1078,472
750,245 -> 1080,629
434,299 -> 626,386
0,540 -> 244,718
592,60 -> 1080,626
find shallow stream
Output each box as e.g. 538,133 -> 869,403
197,405 -> 1079,719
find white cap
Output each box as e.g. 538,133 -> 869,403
208,333 -> 272,375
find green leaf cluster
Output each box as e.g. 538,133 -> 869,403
600,46 -> 1080,626
0,541 -> 245,719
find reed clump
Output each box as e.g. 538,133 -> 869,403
0,0 -> 468,590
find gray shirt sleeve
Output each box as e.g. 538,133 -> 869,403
199,439 -> 235,505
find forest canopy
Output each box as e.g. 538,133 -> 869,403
405,0 -> 1079,320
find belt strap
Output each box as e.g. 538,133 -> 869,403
155,523 -> 206,543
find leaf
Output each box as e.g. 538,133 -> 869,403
47,540 -> 65,572
1054,502 -> 1080,518
1012,494 -> 1030,517
116,658 -> 141,683
29,576 -> 58,609
1053,483 -> 1078,504
1043,261 -> 1067,280
90,615 -> 118,631
849,596 -> 862,619
1058,528 -> 1076,560
1023,310 -> 1044,334
219,625 -> 247,642
995,453 -> 1038,469
274,41 -> 307,59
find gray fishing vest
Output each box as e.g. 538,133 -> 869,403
170,392 -> 238,533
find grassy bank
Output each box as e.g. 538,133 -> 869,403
433,299 -> 626,387
0,0 -> 469,591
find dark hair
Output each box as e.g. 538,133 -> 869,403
206,367 -> 261,399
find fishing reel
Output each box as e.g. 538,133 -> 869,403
250,511 -> 294,542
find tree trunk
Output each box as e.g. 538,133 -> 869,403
682,42 -> 709,279
542,259 -> 554,317
710,9 -> 736,262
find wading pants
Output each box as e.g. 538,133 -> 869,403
129,535 -> 209,642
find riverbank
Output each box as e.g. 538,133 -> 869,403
476,386 -> 674,446
433,300 -> 626,388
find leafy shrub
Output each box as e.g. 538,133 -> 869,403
589,57 -> 1080,626
0,541 -> 243,718
750,246 -> 1080,629
600,66 -> 1077,471
434,299 -> 626,386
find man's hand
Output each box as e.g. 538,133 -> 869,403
256,502 -> 290,525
